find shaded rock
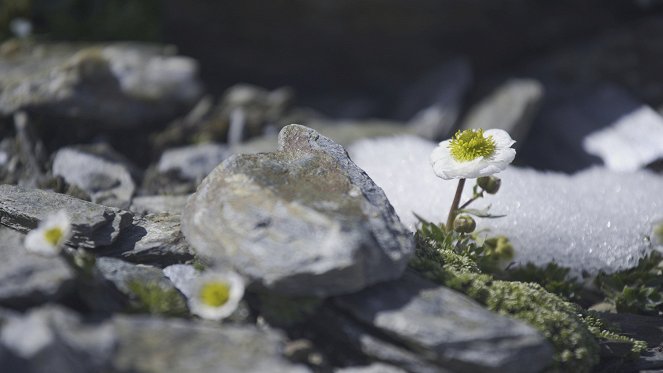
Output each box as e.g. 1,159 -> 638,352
336,363 -> 408,373
332,272 -> 552,373
0,227 -> 74,309
462,78 -> 543,144
0,41 -> 202,129
182,124 -> 414,296
0,306 -> 116,373
583,102 -> 663,172
52,144 -> 137,209
232,119 -> 411,155
106,213 -> 194,266
157,143 -> 229,182
130,194 -> 190,216
398,58 -> 472,140
112,315 -> 310,373
0,185 -> 133,250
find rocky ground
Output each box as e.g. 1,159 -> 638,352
0,36 -> 662,373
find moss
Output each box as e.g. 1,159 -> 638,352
410,222 -> 647,372
127,280 -> 188,317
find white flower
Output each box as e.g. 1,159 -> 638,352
430,128 -> 516,180
24,210 -> 72,257
187,271 -> 245,321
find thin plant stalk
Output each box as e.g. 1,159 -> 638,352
446,178 -> 466,231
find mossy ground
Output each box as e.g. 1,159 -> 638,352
410,220 -> 647,373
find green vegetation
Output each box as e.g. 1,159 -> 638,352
127,280 -> 188,317
410,219 -> 647,372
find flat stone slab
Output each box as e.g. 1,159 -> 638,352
0,185 -> 132,249
112,316 -> 310,373
0,228 -> 74,309
182,124 -> 414,296
333,272 -> 553,373
130,195 -> 190,216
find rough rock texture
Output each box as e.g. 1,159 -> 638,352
0,306 -> 116,373
0,41 -> 202,129
462,78 -> 543,144
0,185 -> 133,249
330,272 -> 553,373
95,257 -> 182,299
52,145 -> 136,209
130,195 -> 190,216
107,213 -> 194,266
157,143 -> 229,181
336,363 -> 408,373
0,228 -> 74,309
112,316 -> 310,373
182,124 -> 414,296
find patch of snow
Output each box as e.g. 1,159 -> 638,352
348,135 -> 663,275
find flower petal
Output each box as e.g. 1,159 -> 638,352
485,129 -> 516,148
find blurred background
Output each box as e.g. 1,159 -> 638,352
2,0 -> 663,177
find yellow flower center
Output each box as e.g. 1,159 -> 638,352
44,227 -> 64,246
448,129 -> 496,162
199,281 -> 231,307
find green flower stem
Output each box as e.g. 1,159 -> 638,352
459,194 -> 480,210
446,178 -> 466,231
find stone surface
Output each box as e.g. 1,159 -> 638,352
52,144 -> 136,209
182,124 -> 414,296
0,228 -> 74,309
462,78 -> 543,144
0,185 -> 133,250
399,59 -> 472,140
130,195 -> 190,216
112,315 -> 310,373
107,213 -> 194,266
0,306 -> 116,373
583,103 -> 663,171
332,272 -> 552,373
158,143 -> 229,181
336,363 -> 408,373
520,83 -> 659,172
349,136 -> 663,275
95,257 -> 182,299
0,41 -> 202,129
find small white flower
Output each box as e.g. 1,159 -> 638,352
430,128 -> 516,180
188,271 -> 245,321
24,210 -> 72,257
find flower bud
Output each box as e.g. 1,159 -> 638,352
453,215 -> 476,233
477,176 -> 501,194
485,236 -> 514,261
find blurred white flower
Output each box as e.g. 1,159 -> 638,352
24,210 -> 72,257
430,128 -> 516,180
188,271 -> 244,321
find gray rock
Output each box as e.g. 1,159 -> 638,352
158,143 -> 229,181
95,257 -> 180,296
332,272 -> 553,373
582,101 -> 663,172
182,124 -> 414,296
0,42 -> 202,129
52,144 -> 136,209
399,59 -> 472,140
0,228 -> 74,309
462,79 -> 544,144
0,184 -> 133,250
106,214 -> 194,267
0,306 -> 116,373
336,363 -> 408,373
112,315 -> 310,373
130,194 -> 190,216
232,119 -> 412,155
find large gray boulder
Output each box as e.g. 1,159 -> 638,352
323,272 -> 553,373
0,185 -> 132,249
182,124 -> 414,296
0,228 -> 74,309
